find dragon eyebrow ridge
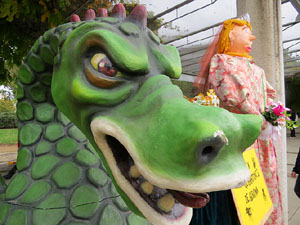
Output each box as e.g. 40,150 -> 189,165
75,29 -> 150,74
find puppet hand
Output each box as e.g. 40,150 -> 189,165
259,122 -> 273,140
259,123 -> 281,141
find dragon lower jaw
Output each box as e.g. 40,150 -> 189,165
90,118 -> 249,225
91,119 -> 200,225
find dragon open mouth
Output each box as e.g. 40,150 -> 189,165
91,118 -> 222,225
106,135 -> 210,219
90,115 -> 254,225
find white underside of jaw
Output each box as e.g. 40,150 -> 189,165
91,118 -> 193,225
90,118 -> 250,225
91,118 -> 251,191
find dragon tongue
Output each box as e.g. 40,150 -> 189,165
168,190 -> 210,208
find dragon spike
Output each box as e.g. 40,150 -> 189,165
85,9 -> 96,20
70,14 -> 81,22
97,8 -> 108,17
127,5 -> 147,29
111,4 -> 126,19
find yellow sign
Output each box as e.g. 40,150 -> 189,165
232,148 -> 273,225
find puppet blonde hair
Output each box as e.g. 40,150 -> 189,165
194,16 -> 252,93
217,19 -> 252,54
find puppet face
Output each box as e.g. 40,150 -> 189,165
228,24 -> 256,54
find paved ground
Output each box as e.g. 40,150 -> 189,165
0,144 -> 17,172
0,135 -> 300,224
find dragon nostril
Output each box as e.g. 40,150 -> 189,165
198,145 -> 220,165
202,146 -> 214,156
197,132 -> 227,165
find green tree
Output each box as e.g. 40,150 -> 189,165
1,0 -> 164,86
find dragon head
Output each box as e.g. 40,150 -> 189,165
51,4 -> 262,225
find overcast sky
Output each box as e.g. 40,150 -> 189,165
139,0 -> 300,52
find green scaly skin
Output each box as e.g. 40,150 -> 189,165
0,5 -> 262,225
0,21 -> 147,225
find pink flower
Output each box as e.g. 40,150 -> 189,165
272,104 -> 285,116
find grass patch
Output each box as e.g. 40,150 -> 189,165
0,128 -> 18,144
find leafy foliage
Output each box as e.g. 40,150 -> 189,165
0,112 -> 17,128
0,98 -> 16,113
1,0 -> 165,86
0,94 -> 17,128
0,98 -> 17,128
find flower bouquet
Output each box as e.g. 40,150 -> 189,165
262,102 -> 299,130
259,102 -> 298,141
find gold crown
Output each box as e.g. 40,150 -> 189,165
238,13 -> 251,22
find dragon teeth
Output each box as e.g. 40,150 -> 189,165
129,163 -> 176,213
141,181 -> 154,195
157,193 -> 175,213
129,165 -> 141,178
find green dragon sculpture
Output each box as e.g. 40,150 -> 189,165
0,4 -> 262,225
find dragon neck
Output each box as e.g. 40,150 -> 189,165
0,22 -> 148,225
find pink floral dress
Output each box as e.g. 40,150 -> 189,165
208,54 -> 284,225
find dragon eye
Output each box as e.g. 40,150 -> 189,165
91,53 -> 118,77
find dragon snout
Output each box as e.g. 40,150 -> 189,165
196,132 -> 227,165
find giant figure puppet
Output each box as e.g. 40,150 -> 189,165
0,5 -> 262,225
194,14 -> 283,225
